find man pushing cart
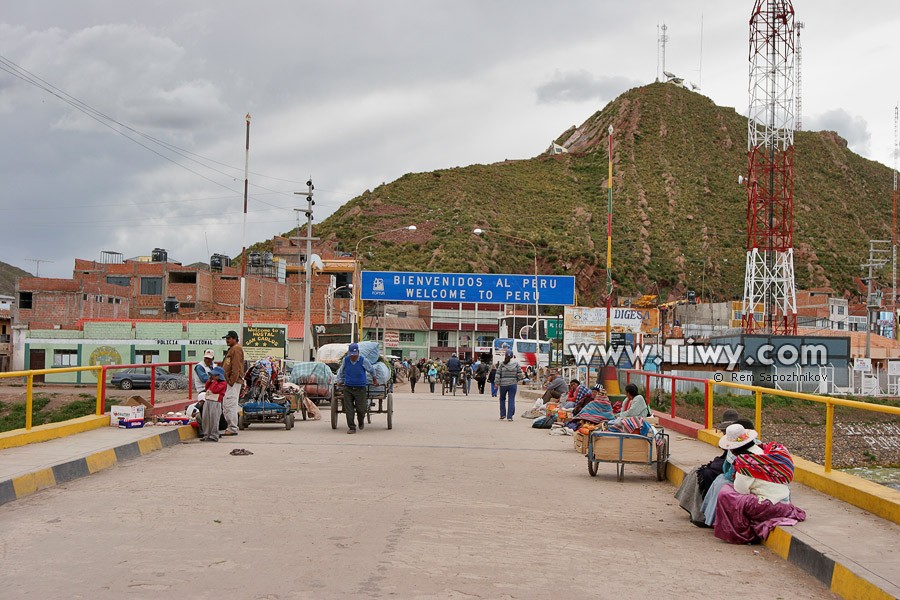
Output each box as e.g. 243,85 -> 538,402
336,342 -> 379,434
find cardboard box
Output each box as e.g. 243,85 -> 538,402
591,433 -> 656,463
118,418 -> 145,429
574,431 -> 589,455
123,395 -> 153,410
110,405 -> 144,426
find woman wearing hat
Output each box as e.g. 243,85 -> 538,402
712,424 -> 806,543
695,420 -> 760,527
200,366 -> 227,442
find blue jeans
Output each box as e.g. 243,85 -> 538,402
499,384 -> 517,419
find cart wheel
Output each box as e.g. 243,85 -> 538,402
330,395 -> 338,430
386,393 -> 393,430
366,403 -> 372,424
285,413 -> 294,431
588,459 -> 598,477
656,439 -> 669,481
238,413 -> 247,430
617,463 -> 625,482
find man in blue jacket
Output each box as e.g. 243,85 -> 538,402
336,343 -> 379,434
446,353 -> 462,390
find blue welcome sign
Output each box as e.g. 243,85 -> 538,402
360,271 -> 576,305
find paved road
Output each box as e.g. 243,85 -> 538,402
0,390 -> 837,599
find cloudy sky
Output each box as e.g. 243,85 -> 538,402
2,1 -> 898,279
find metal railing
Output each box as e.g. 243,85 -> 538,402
0,366 -> 104,430
625,370 -> 711,426
625,368 -> 900,473
99,361 -> 194,413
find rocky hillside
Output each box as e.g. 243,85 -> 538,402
267,83 -> 894,305
0,261 -> 31,297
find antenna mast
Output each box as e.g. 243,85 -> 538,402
893,104 -> 898,335
659,24 -> 669,80
795,22 -> 804,130
25,259 -> 53,278
742,0 -> 797,335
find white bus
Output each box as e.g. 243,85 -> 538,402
492,338 -> 551,371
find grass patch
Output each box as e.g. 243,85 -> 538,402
0,395 -> 97,433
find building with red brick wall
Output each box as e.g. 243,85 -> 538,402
14,277 -> 130,327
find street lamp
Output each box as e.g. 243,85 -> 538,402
352,226 -> 417,343
326,283 -> 353,324
473,228 -> 540,341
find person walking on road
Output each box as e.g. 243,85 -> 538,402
496,349 -> 524,421
336,342 -> 378,434
409,362 -> 420,393
427,363 -> 438,393
474,360 -> 489,394
192,348 -> 216,394
221,330 -> 244,437
488,363 -> 498,397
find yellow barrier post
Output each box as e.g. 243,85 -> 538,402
25,374 -> 34,430
825,401 -> 834,473
755,389 -> 763,438
705,379 -> 714,429
95,368 -> 103,416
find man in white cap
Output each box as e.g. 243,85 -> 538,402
192,348 -> 216,395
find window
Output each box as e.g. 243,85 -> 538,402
180,302 -> 195,308
516,341 -> 537,353
106,276 -> 130,287
107,297 -> 114,303
135,350 -> 159,364
477,335 -> 495,347
140,277 -> 163,295
365,330 -> 383,341
18,292 -> 32,309
168,272 -> 197,284
53,350 -> 78,367
139,309 -> 159,315
837,306 -> 845,315
399,332 -> 415,342
187,350 -> 196,357
437,331 -> 450,347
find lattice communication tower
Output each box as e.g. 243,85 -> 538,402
742,0 -> 797,335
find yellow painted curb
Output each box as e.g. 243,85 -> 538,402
137,436 -> 163,454
85,449 -> 118,474
830,564 -> 896,600
763,526 -> 792,560
0,415 -> 108,450
12,468 -> 56,497
178,426 -> 199,441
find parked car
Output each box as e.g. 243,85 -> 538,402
111,367 -> 183,390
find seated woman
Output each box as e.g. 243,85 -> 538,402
571,386 -> 615,424
713,424 -> 806,544
682,418 -> 758,527
615,383 -> 651,419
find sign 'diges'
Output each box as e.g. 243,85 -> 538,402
361,271 -> 576,305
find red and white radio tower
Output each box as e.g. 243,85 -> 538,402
742,0 -> 798,335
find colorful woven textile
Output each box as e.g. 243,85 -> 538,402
573,398 -> 614,423
733,442 -> 794,484
608,416 -> 652,436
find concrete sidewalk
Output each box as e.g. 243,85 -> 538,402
515,388 -> 900,600
663,433 -> 900,599
0,422 -> 197,506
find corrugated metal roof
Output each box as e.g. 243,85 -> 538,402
362,317 -> 429,331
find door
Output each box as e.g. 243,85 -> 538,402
168,350 -> 182,373
29,349 -> 45,383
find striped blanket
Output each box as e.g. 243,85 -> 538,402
574,398 -> 615,423
734,442 -> 794,484
608,416 -> 652,436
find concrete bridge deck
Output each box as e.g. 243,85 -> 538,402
0,389 -> 897,599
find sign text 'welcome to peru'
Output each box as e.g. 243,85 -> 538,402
360,271 -> 576,305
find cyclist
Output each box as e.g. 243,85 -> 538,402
446,353 -> 462,393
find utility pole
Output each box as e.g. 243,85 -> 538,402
239,114 -> 251,336
862,240 -> 890,358
25,259 -> 53,277
294,179 -> 317,361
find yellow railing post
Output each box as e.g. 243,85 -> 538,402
825,402 -> 834,473
755,389 -> 763,439
95,366 -> 103,416
705,379 -> 714,429
25,374 -> 34,430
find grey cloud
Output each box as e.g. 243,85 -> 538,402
805,109 -> 871,156
535,70 -> 642,104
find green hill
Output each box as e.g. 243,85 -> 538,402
281,83 -> 894,305
0,261 -> 31,298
